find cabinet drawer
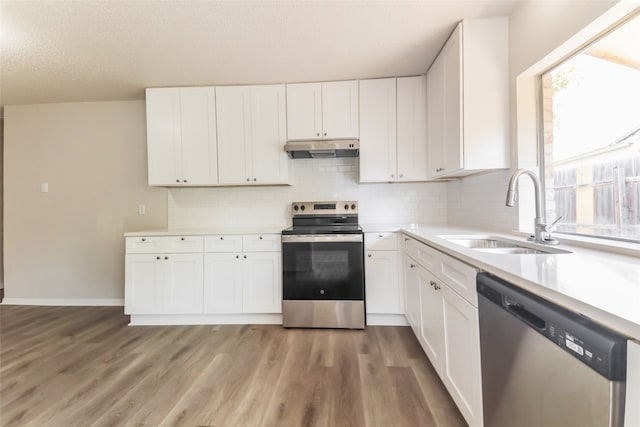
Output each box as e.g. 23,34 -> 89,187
402,236 -> 438,272
365,232 -> 397,250
243,234 -> 280,252
126,236 -> 203,254
204,235 -> 243,253
435,251 -> 478,307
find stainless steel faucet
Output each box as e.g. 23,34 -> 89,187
505,168 -> 560,244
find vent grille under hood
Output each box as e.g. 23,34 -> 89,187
284,139 -> 359,159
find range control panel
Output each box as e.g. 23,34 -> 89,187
291,201 -> 358,216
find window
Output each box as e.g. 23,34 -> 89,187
541,13 -> 640,243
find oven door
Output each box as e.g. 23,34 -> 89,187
282,234 -> 364,301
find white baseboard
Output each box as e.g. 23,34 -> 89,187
129,313 -> 283,326
1,298 -> 124,306
367,313 -> 409,326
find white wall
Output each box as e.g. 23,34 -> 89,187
169,158 -> 448,229
447,0 -> 618,231
3,101 -> 167,302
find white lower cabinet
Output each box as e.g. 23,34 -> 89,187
203,253 -> 243,313
365,250 -> 401,314
403,235 -> 483,427
441,284 -> 483,426
242,252 -> 281,313
418,265 -> 444,375
125,252 -> 203,314
403,254 -> 421,336
203,235 -> 282,314
125,234 -> 281,318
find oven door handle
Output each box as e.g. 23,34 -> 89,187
282,234 -> 363,243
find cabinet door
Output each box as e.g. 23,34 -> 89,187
125,254 -> 163,314
418,267 -> 444,375
146,88 -> 182,185
402,254 -> 421,335
427,55 -> 445,178
441,283 -> 483,426
250,85 -> 289,184
163,253 -> 204,314
286,83 -> 322,140
216,86 -> 251,184
180,87 -> 218,185
359,78 -> 397,183
365,250 -> 401,314
203,253 -> 243,313
242,252 -> 282,313
443,24 -> 463,174
397,76 -> 428,181
322,80 -> 359,139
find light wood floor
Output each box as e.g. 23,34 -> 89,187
0,306 -> 466,427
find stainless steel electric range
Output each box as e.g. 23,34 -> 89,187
281,201 -> 365,329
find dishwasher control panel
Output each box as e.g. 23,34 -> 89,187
547,323 -> 611,377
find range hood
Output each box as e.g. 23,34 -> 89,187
284,139 -> 359,159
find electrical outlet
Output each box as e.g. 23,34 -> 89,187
138,204 -> 146,215
41,182 -> 49,193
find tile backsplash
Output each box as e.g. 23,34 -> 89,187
446,169 -> 519,232
168,158 -> 448,229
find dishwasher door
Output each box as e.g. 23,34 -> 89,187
477,273 -> 627,427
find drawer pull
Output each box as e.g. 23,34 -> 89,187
404,238 -> 410,242
180,237 -> 185,241
244,255 -> 247,259
156,256 -> 160,260
164,256 -> 169,260
410,264 -> 416,268
367,253 -> 372,258
220,237 -> 224,240
236,255 -> 239,259
259,236 -> 263,240
378,234 -> 383,238
141,238 -> 146,242
430,280 -> 436,287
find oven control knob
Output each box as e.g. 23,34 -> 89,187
351,204 -> 356,210
300,205 -> 306,211
320,290 -> 325,295
293,205 -> 299,211
344,204 -> 349,210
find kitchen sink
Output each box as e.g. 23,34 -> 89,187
439,235 -> 572,255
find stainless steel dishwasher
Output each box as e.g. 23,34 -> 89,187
477,273 -> 627,427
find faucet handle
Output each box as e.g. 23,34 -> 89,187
544,215 -> 563,232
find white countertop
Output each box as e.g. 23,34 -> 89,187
124,227 -> 285,237
363,223 -> 640,340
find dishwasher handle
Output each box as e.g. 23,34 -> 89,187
504,299 -> 547,331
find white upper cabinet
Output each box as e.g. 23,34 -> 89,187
359,76 -> 428,183
397,76 -> 429,181
146,87 -> 218,186
427,17 -> 509,179
359,78 -> 397,182
216,84 -> 289,185
286,80 -> 359,140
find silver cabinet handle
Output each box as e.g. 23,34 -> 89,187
180,237 -> 185,241
246,178 -> 250,182
156,256 -> 160,260
141,238 -> 146,242
434,284 -> 441,291
164,256 -> 169,260
436,167 -> 444,172
244,255 -> 247,259
316,132 -> 320,136
404,238 -> 410,242
410,264 -> 416,268
220,237 -> 224,240
367,253 -> 372,258
378,234 -> 383,238
391,174 -> 395,178
259,236 -> 263,240
183,179 -> 187,183
236,255 -> 239,259
399,174 -> 404,178
176,179 -> 180,183
430,281 -> 436,287
253,178 -> 257,182
323,132 -> 327,136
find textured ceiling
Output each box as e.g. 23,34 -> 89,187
0,1 -> 523,109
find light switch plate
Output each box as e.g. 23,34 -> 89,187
138,204 -> 146,215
